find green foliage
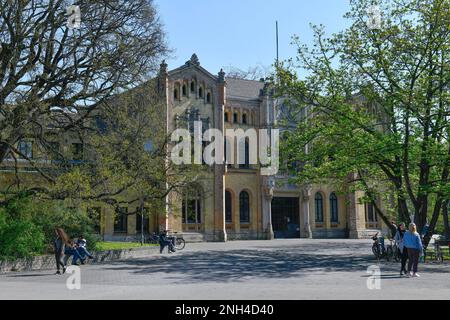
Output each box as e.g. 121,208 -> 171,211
0,214 -> 46,260
0,195 -> 100,260
276,0 -> 449,232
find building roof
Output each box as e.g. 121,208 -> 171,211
225,78 -> 264,100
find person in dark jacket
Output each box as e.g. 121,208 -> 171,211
54,228 -> 69,275
159,230 -> 176,254
393,223 -> 408,275
63,240 -> 83,266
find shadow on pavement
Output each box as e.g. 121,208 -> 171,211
101,247 -> 376,284
6,273 -> 55,278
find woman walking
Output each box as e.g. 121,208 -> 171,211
54,228 -> 70,275
393,223 -> 408,276
403,223 -> 424,278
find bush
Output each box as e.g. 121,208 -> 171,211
0,217 -> 46,260
0,194 -> 99,260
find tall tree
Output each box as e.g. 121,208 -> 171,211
0,0 -> 168,169
47,83 -> 201,214
277,0 -> 449,234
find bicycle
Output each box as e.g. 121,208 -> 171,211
171,232 -> 186,251
372,232 -> 385,260
385,239 -> 396,262
385,238 -> 401,262
148,231 -> 186,251
429,241 -> 444,263
424,236 -> 444,264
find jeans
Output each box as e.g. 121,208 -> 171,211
55,251 -> 65,271
399,248 -> 408,273
73,247 -> 93,264
407,248 -> 420,273
63,248 -> 83,265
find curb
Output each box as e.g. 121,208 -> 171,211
0,246 -> 160,273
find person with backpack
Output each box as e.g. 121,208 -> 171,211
63,239 -> 84,266
73,235 -> 95,265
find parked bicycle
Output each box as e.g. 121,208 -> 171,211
372,232 -> 385,260
386,238 -> 400,262
148,231 -> 186,250
372,232 -> 396,261
424,235 -> 444,263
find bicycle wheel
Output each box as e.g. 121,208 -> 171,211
175,238 -> 186,250
372,246 -> 380,259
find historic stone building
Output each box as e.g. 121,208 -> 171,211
159,54 -> 387,241
0,54 -> 388,241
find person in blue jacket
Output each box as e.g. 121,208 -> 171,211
403,223 -> 424,277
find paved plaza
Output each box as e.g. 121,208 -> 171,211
0,239 -> 449,300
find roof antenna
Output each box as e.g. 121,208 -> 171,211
276,21 -> 279,67
276,21 -> 280,84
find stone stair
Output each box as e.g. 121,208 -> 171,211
179,232 -> 205,243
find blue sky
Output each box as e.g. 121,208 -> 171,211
154,0 -> 351,74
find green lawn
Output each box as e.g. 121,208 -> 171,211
95,241 -> 157,251
426,246 -> 450,261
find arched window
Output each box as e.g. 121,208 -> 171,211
330,193 -> 338,223
224,112 -> 229,122
225,190 -> 232,223
242,113 -> 247,124
182,84 -> 187,96
182,188 -> 201,224
174,88 -> 179,100
239,191 -> 250,223
244,139 -> 250,168
224,137 -> 232,167
315,192 -> 324,223
366,203 -> 377,222
206,92 -> 211,103
191,81 -> 195,92
239,139 -> 250,169
233,112 -> 238,123
199,87 -> 203,98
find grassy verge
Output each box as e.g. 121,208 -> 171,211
95,242 -> 157,251
426,246 -> 450,261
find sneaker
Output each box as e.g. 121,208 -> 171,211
62,267 -> 66,274
413,273 -> 421,278
55,271 -> 61,275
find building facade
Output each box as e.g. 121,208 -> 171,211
160,54 -> 387,241
0,54 -> 389,241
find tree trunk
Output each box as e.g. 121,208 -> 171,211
443,200 -> 449,240
0,142 -> 9,165
397,195 -> 410,225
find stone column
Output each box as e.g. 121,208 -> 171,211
263,177 -> 275,240
348,190 -> 366,239
213,69 -> 227,242
302,186 -> 312,238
